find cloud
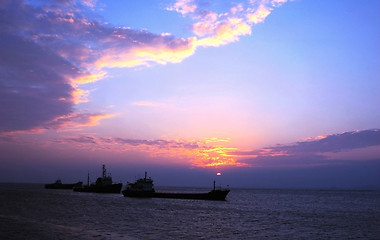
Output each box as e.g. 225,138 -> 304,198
94,35 -> 197,68
268,129 -> 380,154
59,129 -> 377,168
233,129 -> 380,167
196,18 -> 252,47
0,0 -> 289,133
48,112 -> 116,131
0,1 -> 194,133
247,4 -> 271,24
167,0 -> 197,15
168,0 -> 289,47
0,34 -> 75,132
52,135 -> 243,167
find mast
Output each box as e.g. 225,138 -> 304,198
144,171 -> 147,180
87,171 -> 90,186
213,180 -> 216,191
102,164 -> 106,178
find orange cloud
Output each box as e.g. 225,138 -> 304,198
190,145 -> 247,167
85,113 -> 115,127
146,139 -> 247,168
204,137 -> 231,144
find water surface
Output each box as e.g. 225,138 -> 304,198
0,183 -> 379,239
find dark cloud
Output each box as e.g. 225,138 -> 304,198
58,135 -> 200,150
0,0 -> 84,133
234,129 -> 380,156
270,129 -> 380,154
114,137 -> 199,149
66,135 -> 97,144
233,129 -> 380,167
0,34 -> 75,132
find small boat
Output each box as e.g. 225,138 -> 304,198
45,179 -> 82,189
122,172 -> 230,201
73,165 -> 122,194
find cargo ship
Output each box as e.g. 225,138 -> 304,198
45,179 -> 82,189
73,165 -> 122,194
122,172 -> 230,201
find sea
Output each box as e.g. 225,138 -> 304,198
0,183 -> 379,240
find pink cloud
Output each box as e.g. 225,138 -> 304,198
166,0 -> 197,15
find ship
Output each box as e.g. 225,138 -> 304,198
73,165 -> 122,194
122,172 -> 230,201
45,179 -> 82,189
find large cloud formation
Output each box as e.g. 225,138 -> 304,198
0,0 -> 287,133
0,34 -> 75,132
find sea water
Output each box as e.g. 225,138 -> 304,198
0,183 -> 379,239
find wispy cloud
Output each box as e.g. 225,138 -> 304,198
53,135 -> 243,167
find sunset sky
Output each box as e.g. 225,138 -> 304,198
1,0 -> 379,188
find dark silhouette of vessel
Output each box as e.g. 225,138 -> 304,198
73,165 -> 122,193
45,179 -> 82,189
122,172 -> 230,201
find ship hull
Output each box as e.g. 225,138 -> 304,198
154,190 -> 229,201
122,189 -> 230,201
73,183 -> 122,194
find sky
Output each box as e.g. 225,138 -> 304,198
1,0 -> 379,189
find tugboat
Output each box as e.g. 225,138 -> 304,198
45,179 -> 82,189
122,172 -> 230,201
73,165 -> 122,193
